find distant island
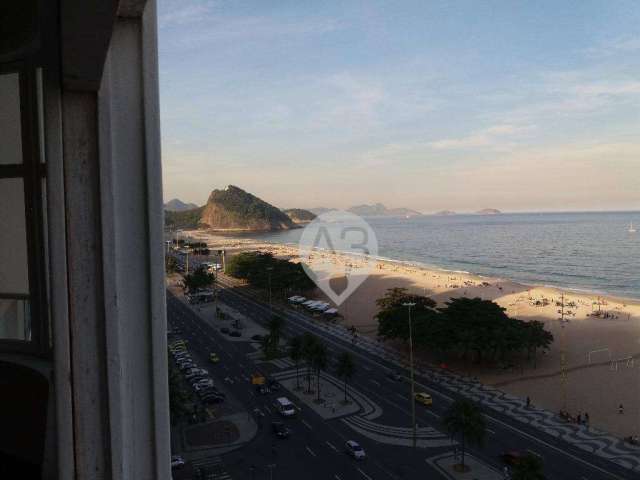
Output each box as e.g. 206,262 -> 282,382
164,198 -> 199,212
308,207 -> 336,216
282,208 -> 317,224
476,208 -> 502,215
347,203 -> 422,217
434,210 -> 457,216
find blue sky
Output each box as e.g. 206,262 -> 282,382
158,0 -> 640,212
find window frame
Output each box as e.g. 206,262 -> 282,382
0,63 -> 49,355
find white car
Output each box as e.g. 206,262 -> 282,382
171,455 -> 185,469
345,440 -> 366,460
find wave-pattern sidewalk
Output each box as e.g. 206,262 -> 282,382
278,305 -> 640,472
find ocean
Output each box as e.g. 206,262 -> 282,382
234,212 -> 640,300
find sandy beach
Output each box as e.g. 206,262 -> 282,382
182,230 -> 640,439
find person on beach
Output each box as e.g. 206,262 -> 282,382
619,404 -> 624,414
585,412 -> 590,426
526,396 -> 531,408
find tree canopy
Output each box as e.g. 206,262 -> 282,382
226,251 -> 315,292
376,288 -> 553,364
443,399 -> 486,468
182,265 -> 215,292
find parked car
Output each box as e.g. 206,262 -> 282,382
185,368 -> 207,378
345,440 -> 366,460
501,450 -> 524,466
414,392 -> 433,406
179,362 -> 195,371
170,455 -> 185,469
194,378 -> 214,387
272,422 -> 290,438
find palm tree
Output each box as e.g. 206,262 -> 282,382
288,336 -> 303,390
335,352 -> 355,404
264,315 -> 284,359
443,399 -> 486,469
512,453 -> 545,480
311,342 -> 328,402
301,333 -> 317,393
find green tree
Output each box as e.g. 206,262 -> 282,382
311,341 -> 328,402
165,255 -> 179,273
522,320 -> 554,367
168,355 -> 191,424
376,287 -> 437,342
335,352 -> 355,403
443,399 -> 486,469
262,315 -> 284,359
512,453 -> 545,480
440,297 -> 511,363
301,333 -> 318,393
288,336 -> 303,390
183,265 -> 215,292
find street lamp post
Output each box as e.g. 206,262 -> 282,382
403,301 -> 417,449
267,266 -> 274,315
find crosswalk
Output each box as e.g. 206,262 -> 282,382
191,456 -> 232,480
246,350 -> 295,370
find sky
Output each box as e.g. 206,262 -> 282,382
158,0 -> 640,213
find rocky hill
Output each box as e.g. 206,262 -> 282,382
164,198 -> 199,212
283,208 -> 317,224
199,185 -> 297,231
165,207 -> 204,230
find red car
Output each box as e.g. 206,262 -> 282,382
501,450 -> 524,466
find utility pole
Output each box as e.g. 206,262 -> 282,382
558,293 -> 568,411
403,301 -> 417,449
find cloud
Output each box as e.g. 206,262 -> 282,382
585,35 -> 640,57
158,1 -> 216,28
428,124 -> 534,150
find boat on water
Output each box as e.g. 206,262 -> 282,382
629,222 -> 637,233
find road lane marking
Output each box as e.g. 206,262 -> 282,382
203,287 -> 624,480
357,467 -> 373,480
395,393 -> 406,400
486,428 -> 495,435
527,449 -> 542,458
369,380 -> 381,387
265,406 -> 272,414
487,416 -> 624,480
334,475 -> 342,480
326,441 -> 338,452
306,446 -> 317,457
301,419 -> 312,430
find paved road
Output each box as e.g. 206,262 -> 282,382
167,280 -> 637,480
